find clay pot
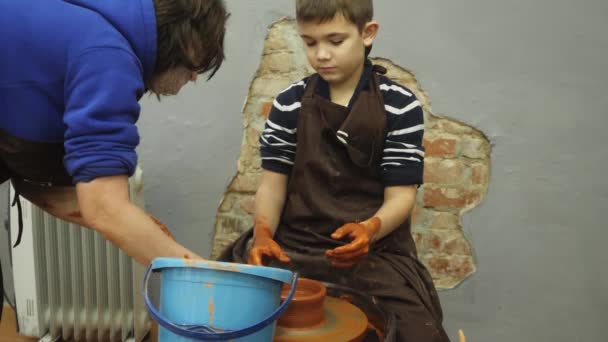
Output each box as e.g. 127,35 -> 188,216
278,278 -> 327,328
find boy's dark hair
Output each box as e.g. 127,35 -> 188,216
296,0 -> 373,31
153,0 -> 229,80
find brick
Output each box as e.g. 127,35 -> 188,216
259,52 -> 295,74
423,255 -> 475,282
461,136 -> 490,159
437,119 -> 475,135
238,149 -> 260,174
215,215 -> 250,236
240,146 -> 260,165
229,173 -> 260,193
238,146 -> 261,174
471,163 -> 490,185
245,127 -> 262,148
424,116 -> 440,130
411,205 -> 421,226
411,207 -> 435,231
250,77 -> 290,98
429,211 -> 460,230
423,137 -> 458,158
442,236 -> 471,256
211,238 -> 237,259
261,101 -> 273,119
264,24 -> 290,51
417,229 -> 469,255
218,193 -> 236,213
423,230 -> 444,252
423,159 -> 466,185
423,186 -> 482,210
411,232 -> 424,247
239,196 -> 256,215
250,157 -> 262,171
242,100 -> 261,121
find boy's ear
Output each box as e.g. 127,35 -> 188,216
362,21 -> 380,47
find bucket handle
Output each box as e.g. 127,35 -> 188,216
143,263 -> 299,341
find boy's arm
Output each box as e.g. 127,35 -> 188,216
369,184 -> 417,241
327,81 -> 424,267
249,80 -> 303,265
248,170 -> 291,265
374,80 -> 423,239
253,170 -> 289,236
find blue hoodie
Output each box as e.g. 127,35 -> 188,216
0,0 -> 157,183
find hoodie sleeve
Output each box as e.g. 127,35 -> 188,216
63,47 -> 144,183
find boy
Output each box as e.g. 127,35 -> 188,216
0,0 -> 228,266
220,0 -> 449,341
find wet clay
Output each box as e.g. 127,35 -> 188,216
325,217 -> 382,268
208,296 -> 215,325
249,218 -> 290,265
148,214 -> 176,240
274,296 -> 368,342
278,278 -> 326,328
68,210 -> 82,218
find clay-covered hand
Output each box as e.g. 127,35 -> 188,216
248,222 -> 291,266
325,217 -> 381,268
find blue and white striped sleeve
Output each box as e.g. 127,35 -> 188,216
380,80 -> 425,186
259,80 -> 306,174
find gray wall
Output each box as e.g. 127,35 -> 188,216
2,0 -> 607,341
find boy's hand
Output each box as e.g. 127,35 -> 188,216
248,222 -> 291,266
326,217 -> 381,268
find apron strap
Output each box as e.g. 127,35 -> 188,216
372,64 -> 387,75
10,179 -> 24,248
302,75 -> 319,99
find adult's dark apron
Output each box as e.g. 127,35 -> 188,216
0,128 -> 74,320
220,67 -> 450,341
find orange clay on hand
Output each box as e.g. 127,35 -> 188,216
148,214 -> 176,241
326,217 -> 382,268
68,211 -> 82,218
248,217 -> 291,266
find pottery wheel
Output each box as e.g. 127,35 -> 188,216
274,296 -> 368,342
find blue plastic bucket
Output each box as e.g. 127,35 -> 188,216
143,258 -> 298,341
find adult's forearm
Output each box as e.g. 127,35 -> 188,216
92,202 -> 201,265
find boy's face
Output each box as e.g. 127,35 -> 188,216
298,14 -> 378,87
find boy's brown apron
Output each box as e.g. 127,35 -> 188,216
220,68 -> 450,341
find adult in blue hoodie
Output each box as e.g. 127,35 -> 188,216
0,0 -> 229,268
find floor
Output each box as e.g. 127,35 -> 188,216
1,305 -> 159,341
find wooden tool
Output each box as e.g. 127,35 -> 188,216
459,329 -> 466,342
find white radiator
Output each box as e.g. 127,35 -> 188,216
9,167 -> 151,341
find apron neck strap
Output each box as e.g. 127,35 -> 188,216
302,75 -> 320,100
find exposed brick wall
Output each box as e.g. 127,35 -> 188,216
211,19 -> 491,289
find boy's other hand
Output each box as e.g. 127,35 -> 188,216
326,217 -> 381,268
248,222 -> 291,266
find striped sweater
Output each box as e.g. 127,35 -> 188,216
260,67 -> 425,186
